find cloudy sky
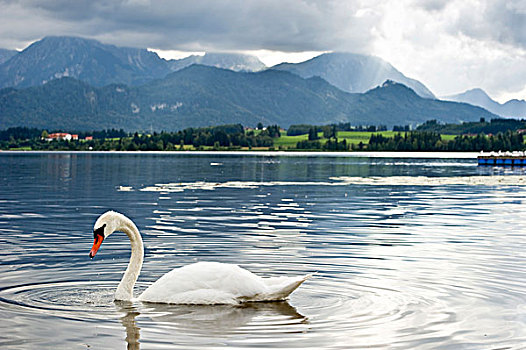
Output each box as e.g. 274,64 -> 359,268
0,0 -> 525,102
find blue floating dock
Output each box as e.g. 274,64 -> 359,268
478,154 -> 526,166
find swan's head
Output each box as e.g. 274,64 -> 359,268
89,211 -> 124,258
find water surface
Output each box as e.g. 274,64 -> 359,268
1,152 -> 525,349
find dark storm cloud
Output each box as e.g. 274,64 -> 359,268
1,0 -> 524,52
466,1 -> 526,48
0,0 -> 379,52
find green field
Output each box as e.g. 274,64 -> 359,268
335,131 -> 399,145
6,146 -> 32,151
273,133 -> 309,148
274,130 -> 445,149
440,134 -> 456,141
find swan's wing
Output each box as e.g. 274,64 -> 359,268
138,262 -> 269,304
142,288 -> 240,305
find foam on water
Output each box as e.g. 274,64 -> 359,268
119,175 -> 526,193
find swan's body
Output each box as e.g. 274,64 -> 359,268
89,211 -> 311,305
139,261 -> 309,304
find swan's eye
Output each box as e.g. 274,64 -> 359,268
93,224 -> 106,239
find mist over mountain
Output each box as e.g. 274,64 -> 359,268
169,52 -> 266,72
444,88 -> 526,118
272,52 -> 435,99
0,66 -> 494,132
501,99 -> 526,119
0,48 -> 17,65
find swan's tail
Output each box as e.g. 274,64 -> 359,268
255,274 -> 314,302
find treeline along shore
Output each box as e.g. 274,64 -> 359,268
1,118 -> 526,152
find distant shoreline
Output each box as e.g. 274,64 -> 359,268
0,150 -> 480,158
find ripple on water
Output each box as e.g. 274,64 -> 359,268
0,281 -> 117,320
0,275 -> 452,349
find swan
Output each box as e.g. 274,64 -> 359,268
89,211 -> 311,304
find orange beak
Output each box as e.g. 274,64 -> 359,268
89,234 -> 104,259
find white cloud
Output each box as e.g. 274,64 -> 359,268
369,0 -> 526,102
150,49 -> 205,60
238,50 -> 328,67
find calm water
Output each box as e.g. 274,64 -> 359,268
1,152 -> 525,349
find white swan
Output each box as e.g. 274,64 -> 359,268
89,211 -> 311,304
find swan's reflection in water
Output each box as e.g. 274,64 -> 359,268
116,300 -> 307,349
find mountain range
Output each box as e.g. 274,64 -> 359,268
272,52 -> 435,99
0,36 -> 269,89
444,88 -> 526,119
0,65 -> 495,131
0,36 -> 517,131
0,36 -> 435,96
0,36 -> 171,88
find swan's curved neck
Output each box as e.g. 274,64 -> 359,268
114,217 -> 144,301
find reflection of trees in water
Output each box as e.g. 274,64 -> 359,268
116,300 -> 307,349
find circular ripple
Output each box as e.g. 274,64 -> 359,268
0,280 -> 123,320
0,277 -> 436,347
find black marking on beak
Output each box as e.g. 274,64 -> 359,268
89,224 -> 106,259
93,224 -> 106,240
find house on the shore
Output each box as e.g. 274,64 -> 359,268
45,133 -> 79,141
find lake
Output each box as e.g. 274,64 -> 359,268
1,151 -> 525,349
